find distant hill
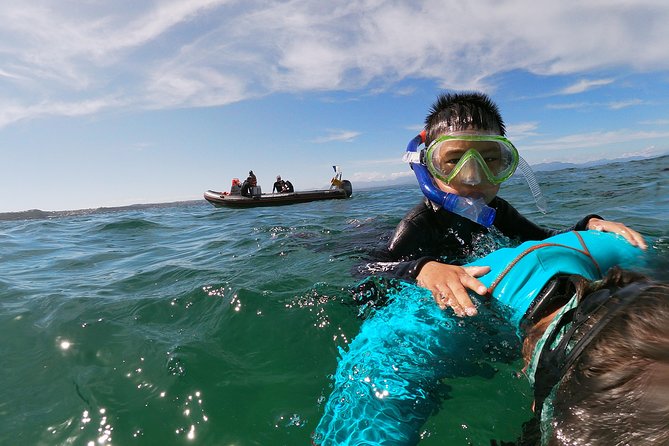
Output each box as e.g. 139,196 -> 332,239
532,153 -> 667,171
0,200 -> 204,221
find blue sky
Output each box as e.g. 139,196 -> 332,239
1,0 -> 669,212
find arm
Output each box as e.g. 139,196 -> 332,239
491,197 -> 594,240
378,202 -> 491,314
492,197 -> 646,249
585,217 -> 647,249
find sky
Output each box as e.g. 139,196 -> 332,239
1,0 -> 669,212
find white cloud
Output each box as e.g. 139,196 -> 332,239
640,118 -> 669,126
608,99 -> 644,110
521,129 -> 669,153
0,68 -> 22,80
1,0 -> 669,125
311,130 -> 361,143
406,124 -> 424,133
546,98 -> 645,111
560,78 -> 614,95
619,145 -> 666,159
546,102 -> 590,110
0,96 -> 127,127
507,122 -> 540,140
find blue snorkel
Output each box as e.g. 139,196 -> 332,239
405,131 -> 496,227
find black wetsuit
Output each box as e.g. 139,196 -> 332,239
273,180 -> 285,193
240,180 -> 252,197
377,196 -> 598,280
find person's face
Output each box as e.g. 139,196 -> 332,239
432,129 -> 502,204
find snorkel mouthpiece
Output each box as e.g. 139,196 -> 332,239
441,192 -> 496,227
406,132 -> 496,227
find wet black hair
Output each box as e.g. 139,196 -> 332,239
547,270 -> 669,445
515,269 -> 669,446
424,91 -> 506,146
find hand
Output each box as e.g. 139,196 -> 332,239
586,218 -> 647,250
416,261 -> 490,317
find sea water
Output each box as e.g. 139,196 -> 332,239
1,156 -> 668,445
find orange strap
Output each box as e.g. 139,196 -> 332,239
487,231 -> 601,296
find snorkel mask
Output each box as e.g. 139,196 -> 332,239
426,135 -> 519,185
403,131 -> 547,226
404,131 -> 496,226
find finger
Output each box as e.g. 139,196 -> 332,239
446,277 -> 478,316
436,288 -> 466,316
433,288 -> 448,309
620,228 -> 648,250
632,232 -> 648,250
590,220 -> 648,251
616,226 -> 648,249
432,286 -> 450,309
451,285 -> 477,316
462,265 -> 491,278
618,229 -> 634,246
460,268 -> 490,296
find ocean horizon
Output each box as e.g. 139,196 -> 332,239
3,153 -> 668,220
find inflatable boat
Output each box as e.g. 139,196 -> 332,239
204,170 -> 352,208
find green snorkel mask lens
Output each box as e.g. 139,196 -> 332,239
425,135 -> 520,185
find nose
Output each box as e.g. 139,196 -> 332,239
458,159 -> 482,186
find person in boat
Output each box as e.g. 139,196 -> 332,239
229,178 -> 242,195
273,175 -> 286,193
375,91 -> 646,316
313,231 -> 668,445
282,180 -> 294,193
241,171 -> 257,197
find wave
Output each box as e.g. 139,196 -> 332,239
97,218 -> 166,232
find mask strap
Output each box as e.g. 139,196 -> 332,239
517,157 -> 548,213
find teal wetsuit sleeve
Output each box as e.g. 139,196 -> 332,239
313,286 -> 490,445
467,231 -> 646,327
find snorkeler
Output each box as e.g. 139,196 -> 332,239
313,230 -> 667,445
273,175 -> 286,193
378,92 -> 646,317
241,171 -> 257,197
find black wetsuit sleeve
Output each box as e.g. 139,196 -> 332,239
366,198 -> 602,282
491,197 -> 556,240
366,202 -> 454,281
491,197 -> 601,241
